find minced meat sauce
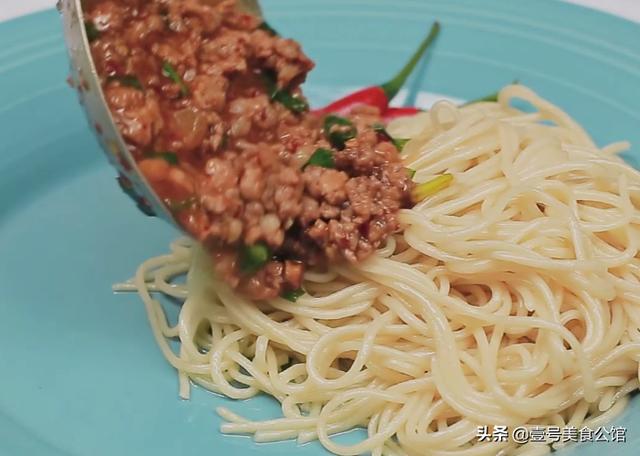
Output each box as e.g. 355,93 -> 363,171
86,0 -> 414,300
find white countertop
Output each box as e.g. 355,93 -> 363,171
1,0 -> 639,23
564,0 -> 640,22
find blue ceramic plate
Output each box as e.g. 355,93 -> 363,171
1,1 -> 640,455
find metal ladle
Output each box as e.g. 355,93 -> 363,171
57,0 -> 263,226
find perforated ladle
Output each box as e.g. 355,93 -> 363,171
57,0 -> 263,226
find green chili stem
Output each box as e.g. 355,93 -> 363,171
380,22 -> 441,101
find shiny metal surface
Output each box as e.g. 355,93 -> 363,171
58,0 -> 263,225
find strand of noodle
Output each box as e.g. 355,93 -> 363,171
132,256 -> 209,374
316,389 -> 413,456
123,86 -> 640,456
306,313 -> 394,389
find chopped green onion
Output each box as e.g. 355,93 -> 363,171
373,124 -> 410,152
276,91 -> 309,114
108,75 -> 143,91
259,22 -> 279,36
162,61 -> 189,97
262,71 -> 309,114
462,91 -> 499,106
304,148 -> 335,169
373,123 -> 389,136
164,196 -> 198,212
412,174 -> 453,202
84,21 -> 100,42
240,243 -> 271,274
323,115 -> 357,150
463,80 -> 519,106
219,131 -> 229,151
393,138 -> 411,151
145,151 -> 179,165
406,168 -> 416,179
282,288 -> 305,302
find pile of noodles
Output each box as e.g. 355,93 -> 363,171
117,85 -> 640,456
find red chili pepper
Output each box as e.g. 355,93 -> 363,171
315,86 -> 389,117
382,85 -> 511,123
314,22 -> 440,116
383,106 -> 424,122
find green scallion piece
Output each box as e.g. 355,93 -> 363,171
162,61 -> 189,97
282,288 -> 305,302
304,148 -> 335,169
393,138 -> 410,151
462,80 -> 519,106
275,90 -> 309,114
164,196 -> 198,212
84,21 -> 100,42
146,151 -> 179,165
406,168 -> 416,179
373,123 -> 410,152
462,91 -> 499,106
262,71 -> 309,114
259,22 -> 279,36
412,174 -> 453,203
108,75 -> 143,91
240,243 -> 271,274
323,115 -> 357,150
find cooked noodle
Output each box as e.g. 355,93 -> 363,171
115,85 -> 640,455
